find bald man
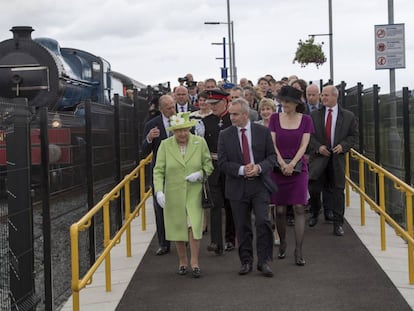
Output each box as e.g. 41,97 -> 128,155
174,86 -> 198,113
307,85 -> 358,236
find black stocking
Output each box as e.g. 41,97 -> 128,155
293,204 -> 305,256
275,205 -> 287,248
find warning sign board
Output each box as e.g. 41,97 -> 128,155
374,23 -> 405,70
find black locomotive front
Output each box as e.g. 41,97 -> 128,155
0,26 -> 107,110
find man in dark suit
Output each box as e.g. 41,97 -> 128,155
307,85 -> 358,236
174,85 -> 198,113
141,95 -> 176,255
218,97 -> 277,277
305,84 -> 334,222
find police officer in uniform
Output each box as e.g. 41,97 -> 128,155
202,89 -> 236,254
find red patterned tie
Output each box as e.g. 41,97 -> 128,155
325,108 -> 333,147
240,128 -> 251,164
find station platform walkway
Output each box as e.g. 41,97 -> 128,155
61,191 -> 414,311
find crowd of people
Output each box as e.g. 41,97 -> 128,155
141,73 -> 358,278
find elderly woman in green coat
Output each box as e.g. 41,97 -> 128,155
153,112 -> 213,278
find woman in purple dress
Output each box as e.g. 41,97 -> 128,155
268,86 -> 314,266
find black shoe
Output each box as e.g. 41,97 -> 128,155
192,267 -> 201,278
278,241 -> 286,259
207,243 -> 224,255
333,225 -> 344,236
178,266 -> 188,276
207,242 -> 217,252
287,217 -> 295,226
308,216 -> 319,227
224,242 -> 235,252
257,263 -> 274,277
294,250 -> 306,266
238,263 -> 252,275
324,210 -> 334,222
155,246 -> 170,256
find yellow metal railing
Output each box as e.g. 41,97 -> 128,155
70,154 -> 153,311
345,148 -> 414,284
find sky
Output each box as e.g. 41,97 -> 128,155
0,0 -> 412,94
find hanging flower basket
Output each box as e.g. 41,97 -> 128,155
293,37 -> 327,68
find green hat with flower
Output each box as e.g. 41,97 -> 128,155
166,112 -> 197,132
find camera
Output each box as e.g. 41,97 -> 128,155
178,77 -> 188,83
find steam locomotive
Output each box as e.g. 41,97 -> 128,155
0,26 -> 168,167
0,26 -> 146,110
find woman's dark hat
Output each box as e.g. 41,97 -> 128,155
276,85 -> 303,105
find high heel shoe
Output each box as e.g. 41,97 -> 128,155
178,266 -> 188,275
192,267 -> 201,278
294,250 -> 306,266
278,241 -> 286,259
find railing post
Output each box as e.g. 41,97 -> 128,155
70,224 -> 80,311
140,161 -> 147,231
345,153 -> 350,207
406,193 -> 414,284
103,201 -> 112,292
378,173 -> 386,250
359,157 -> 366,226
125,181 -> 132,257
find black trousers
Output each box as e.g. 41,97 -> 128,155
229,179 -> 273,265
309,158 -> 345,225
209,172 -> 236,250
152,193 -> 170,249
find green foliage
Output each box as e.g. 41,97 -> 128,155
293,37 -> 327,68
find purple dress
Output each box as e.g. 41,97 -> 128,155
268,113 -> 314,205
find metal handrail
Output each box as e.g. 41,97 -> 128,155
345,148 -> 414,284
70,154 -> 153,311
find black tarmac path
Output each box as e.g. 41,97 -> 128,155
116,217 -> 411,311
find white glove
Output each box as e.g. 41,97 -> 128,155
156,191 -> 165,208
194,121 -> 205,137
185,171 -> 203,182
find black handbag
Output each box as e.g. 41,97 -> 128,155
201,170 -> 214,209
273,159 -> 302,174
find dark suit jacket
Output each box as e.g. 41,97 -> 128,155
308,105 -> 358,188
176,102 -> 199,113
141,114 -> 168,169
217,123 -> 277,200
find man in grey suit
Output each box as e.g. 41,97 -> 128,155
218,98 -> 277,277
307,85 -> 358,236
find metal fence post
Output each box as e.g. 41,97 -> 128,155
39,107 -> 53,311
114,94 -> 122,229
402,87 -> 411,185
7,98 -> 39,310
357,82 -> 364,153
85,101 -> 96,265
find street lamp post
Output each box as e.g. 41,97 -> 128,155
204,21 -> 236,83
211,37 -> 228,81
